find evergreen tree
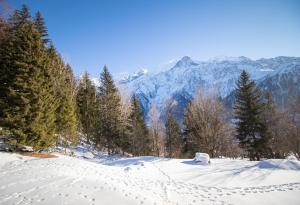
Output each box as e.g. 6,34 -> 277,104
76,71 -> 97,144
127,95 -> 150,156
0,5 -> 78,150
96,66 -> 122,153
165,113 -> 182,158
0,17 -> 56,149
55,64 -> 78,145
0,17 -> 9,45
234,70 -> 268,160
34,11 -> 50,45
18,4 -> 31,22
8,4 -> 31,30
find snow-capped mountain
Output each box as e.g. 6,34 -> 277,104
119,56 -> 300,119
119,68 -> 149,83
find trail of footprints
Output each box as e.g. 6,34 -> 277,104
1,158 -> 300,205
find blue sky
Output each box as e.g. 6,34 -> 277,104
2,0 -> 300,77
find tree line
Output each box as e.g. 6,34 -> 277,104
0,5 -> 77,150
0,5 -> 299,160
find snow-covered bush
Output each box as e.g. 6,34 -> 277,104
286,153 -> 298,160
18,145 -> 34,152
194,152 -> 210,164
83,152 -> 94,159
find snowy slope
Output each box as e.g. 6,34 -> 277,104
1,151 -> 300,205
119,56 -> 300,117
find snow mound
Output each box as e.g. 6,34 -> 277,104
18,145 -> 34,152
83,151 -> 94,159
286,154 -> 298,161
257,159 -> 300,170
194,152 -> 210,164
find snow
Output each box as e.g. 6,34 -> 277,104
118,56 -> 300,118
1,151 -> 300,205
194,152 -> 210,164
83,152 -> 94,159
18,145 -> 34,152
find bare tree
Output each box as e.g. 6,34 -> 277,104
287,94 -> 300,158
118,88 -> 132,154
263,93 -> 300,159
184,89 -> 236,158
264,107 -> 294,158
149,104 -> 165,157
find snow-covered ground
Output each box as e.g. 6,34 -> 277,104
1,149 -> 300,205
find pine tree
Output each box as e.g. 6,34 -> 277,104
8,4 -> 31,30
76,71 -> 97,144
0,15 -> 56,149
0,17 -> 9,45
234,70 -> 268,160
55,64 -> 78,145
34,11 -> 50,45
165,113 -> 182,158
127,95 -> 150,156
0,5 -> 78,150
96,66 -> 122,153
18,4 -> 31,22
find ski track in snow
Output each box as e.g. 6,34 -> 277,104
0,153 -> 300,205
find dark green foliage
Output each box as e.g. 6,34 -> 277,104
34,11 -> 50,45
0,20 -> 56,149
0,5 -> 78,150
96,66 -> 122,153
165,114 -> 182,158
76,71 -> 97,144
8,5 -> 31,30
0,17 -> 9,45
234,70 -> 268,160
127,95 -> 150,156
55,64 -> 78,145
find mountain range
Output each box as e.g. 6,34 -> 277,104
119,56 -> 300,120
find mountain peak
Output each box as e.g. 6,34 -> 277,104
119,56 -> 300,120
209,56 -> 250,62
175,56 -> 197,67
181,56 -> 193,62
119,68 -> 148,84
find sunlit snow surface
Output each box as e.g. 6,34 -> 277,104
1,149 -> 300,205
